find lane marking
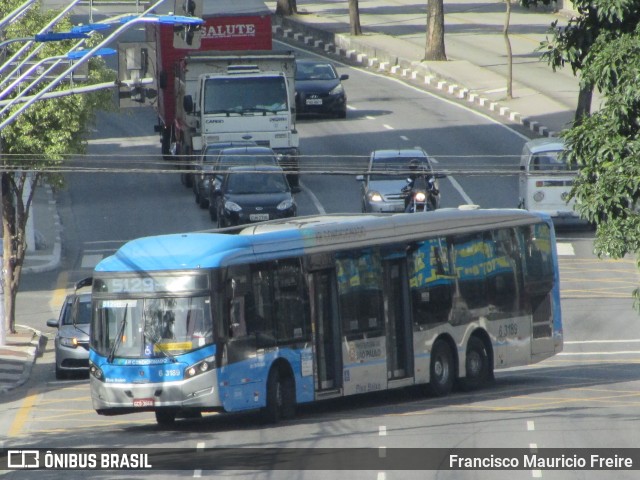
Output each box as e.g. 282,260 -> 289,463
382,124 -> 394,130
555,242 -> 575,256
527,421 -> 535,431
379,425 -> 387,436
565,339 -> 640,344
81,254 -> 103,269
299,180 -> 326,214
8,389 -> 39,437
400,135 -> 409,141
50,271 -> 69,313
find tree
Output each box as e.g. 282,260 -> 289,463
503,0 -> 513,99
0,0 -> 115,343
522,0 -> 640,124
424,0 -> 446,60
562,24 -> 640,308
348,0 -> 362,36
275,0 -> 297,16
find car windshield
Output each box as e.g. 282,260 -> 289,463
216,153 -> 278,171
62,298 -> 91,326
226,172 -> 289,194
531,151 -> 577,171
296,63 -> 337,81
369,157 -> 430,181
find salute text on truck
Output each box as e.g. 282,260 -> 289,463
146,0 -> 299,187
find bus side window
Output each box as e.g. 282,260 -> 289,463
407,239 -> 453,326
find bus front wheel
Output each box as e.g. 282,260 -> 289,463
262,368 -> 296,424
459,336 -> 491,391
155,409 -> 177,426
428,340 -> 454,397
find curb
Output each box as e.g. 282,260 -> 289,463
273,16 -> 555,138
24,184 -> 62,275
0,325 -> 46,394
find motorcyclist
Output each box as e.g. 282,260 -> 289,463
402,159 -> 436,212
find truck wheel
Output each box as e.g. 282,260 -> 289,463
161,129 -> 171,159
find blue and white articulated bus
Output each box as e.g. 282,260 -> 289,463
88,208 -> 563,425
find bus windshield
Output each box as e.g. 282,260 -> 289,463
91,296 -> 213,359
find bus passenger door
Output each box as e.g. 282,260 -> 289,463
311,271 -> 342,393
383,258 -> 413,385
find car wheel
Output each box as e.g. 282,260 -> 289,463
216,203 -> 225,229
55,364 -> 67,380
198,191 -> 209,209
209,196 -> 217,221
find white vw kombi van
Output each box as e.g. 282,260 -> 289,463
518,138 -> 583,223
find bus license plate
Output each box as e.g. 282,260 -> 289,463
306,99 -> 322,105
133,398 -> 154,407
250,214 -> 269,221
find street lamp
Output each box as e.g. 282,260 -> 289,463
0,48 -> 117,112
0,13 -> 203,131
0,0 -> 86,83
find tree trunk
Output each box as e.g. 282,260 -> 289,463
574,83 -> 593,125
503,0 -> 513,99
1,172 -> 16,336
425,0 -> 446,61
275,0 -> 297,16
348,0 -> 362,36
0,171 -> 32,344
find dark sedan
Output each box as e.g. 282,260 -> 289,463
295,59 -> 348,118
214,165 -> 297,228
193,140 -> 257,209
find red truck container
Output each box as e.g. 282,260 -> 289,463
150,0 -> 272,156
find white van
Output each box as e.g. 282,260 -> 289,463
518,138 -> 582,223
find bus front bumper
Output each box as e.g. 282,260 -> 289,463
90,370 -> 222,414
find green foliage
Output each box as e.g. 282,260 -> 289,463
0,0 -> 116,187
558,23 -> 640,309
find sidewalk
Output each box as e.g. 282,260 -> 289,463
0,184 -> 61,394
274,0 -> 595,137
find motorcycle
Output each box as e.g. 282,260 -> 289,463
402,176 -> 438,213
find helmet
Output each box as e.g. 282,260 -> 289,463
409,158 -> 421,170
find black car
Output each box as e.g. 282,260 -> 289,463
207,146 -> 280,221
295,59 -> 348,118
214,165 -> 297,228
193,140 -> 257,209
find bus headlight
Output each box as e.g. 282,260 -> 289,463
89,362 -> 104,381
533,191 -> 545,202
185,356 -> 215,379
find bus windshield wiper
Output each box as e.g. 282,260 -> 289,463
107,304 -> 128,364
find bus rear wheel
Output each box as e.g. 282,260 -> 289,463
262,368 -> 295,424
459,336 -> 491,391
428,340 -> 454,397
